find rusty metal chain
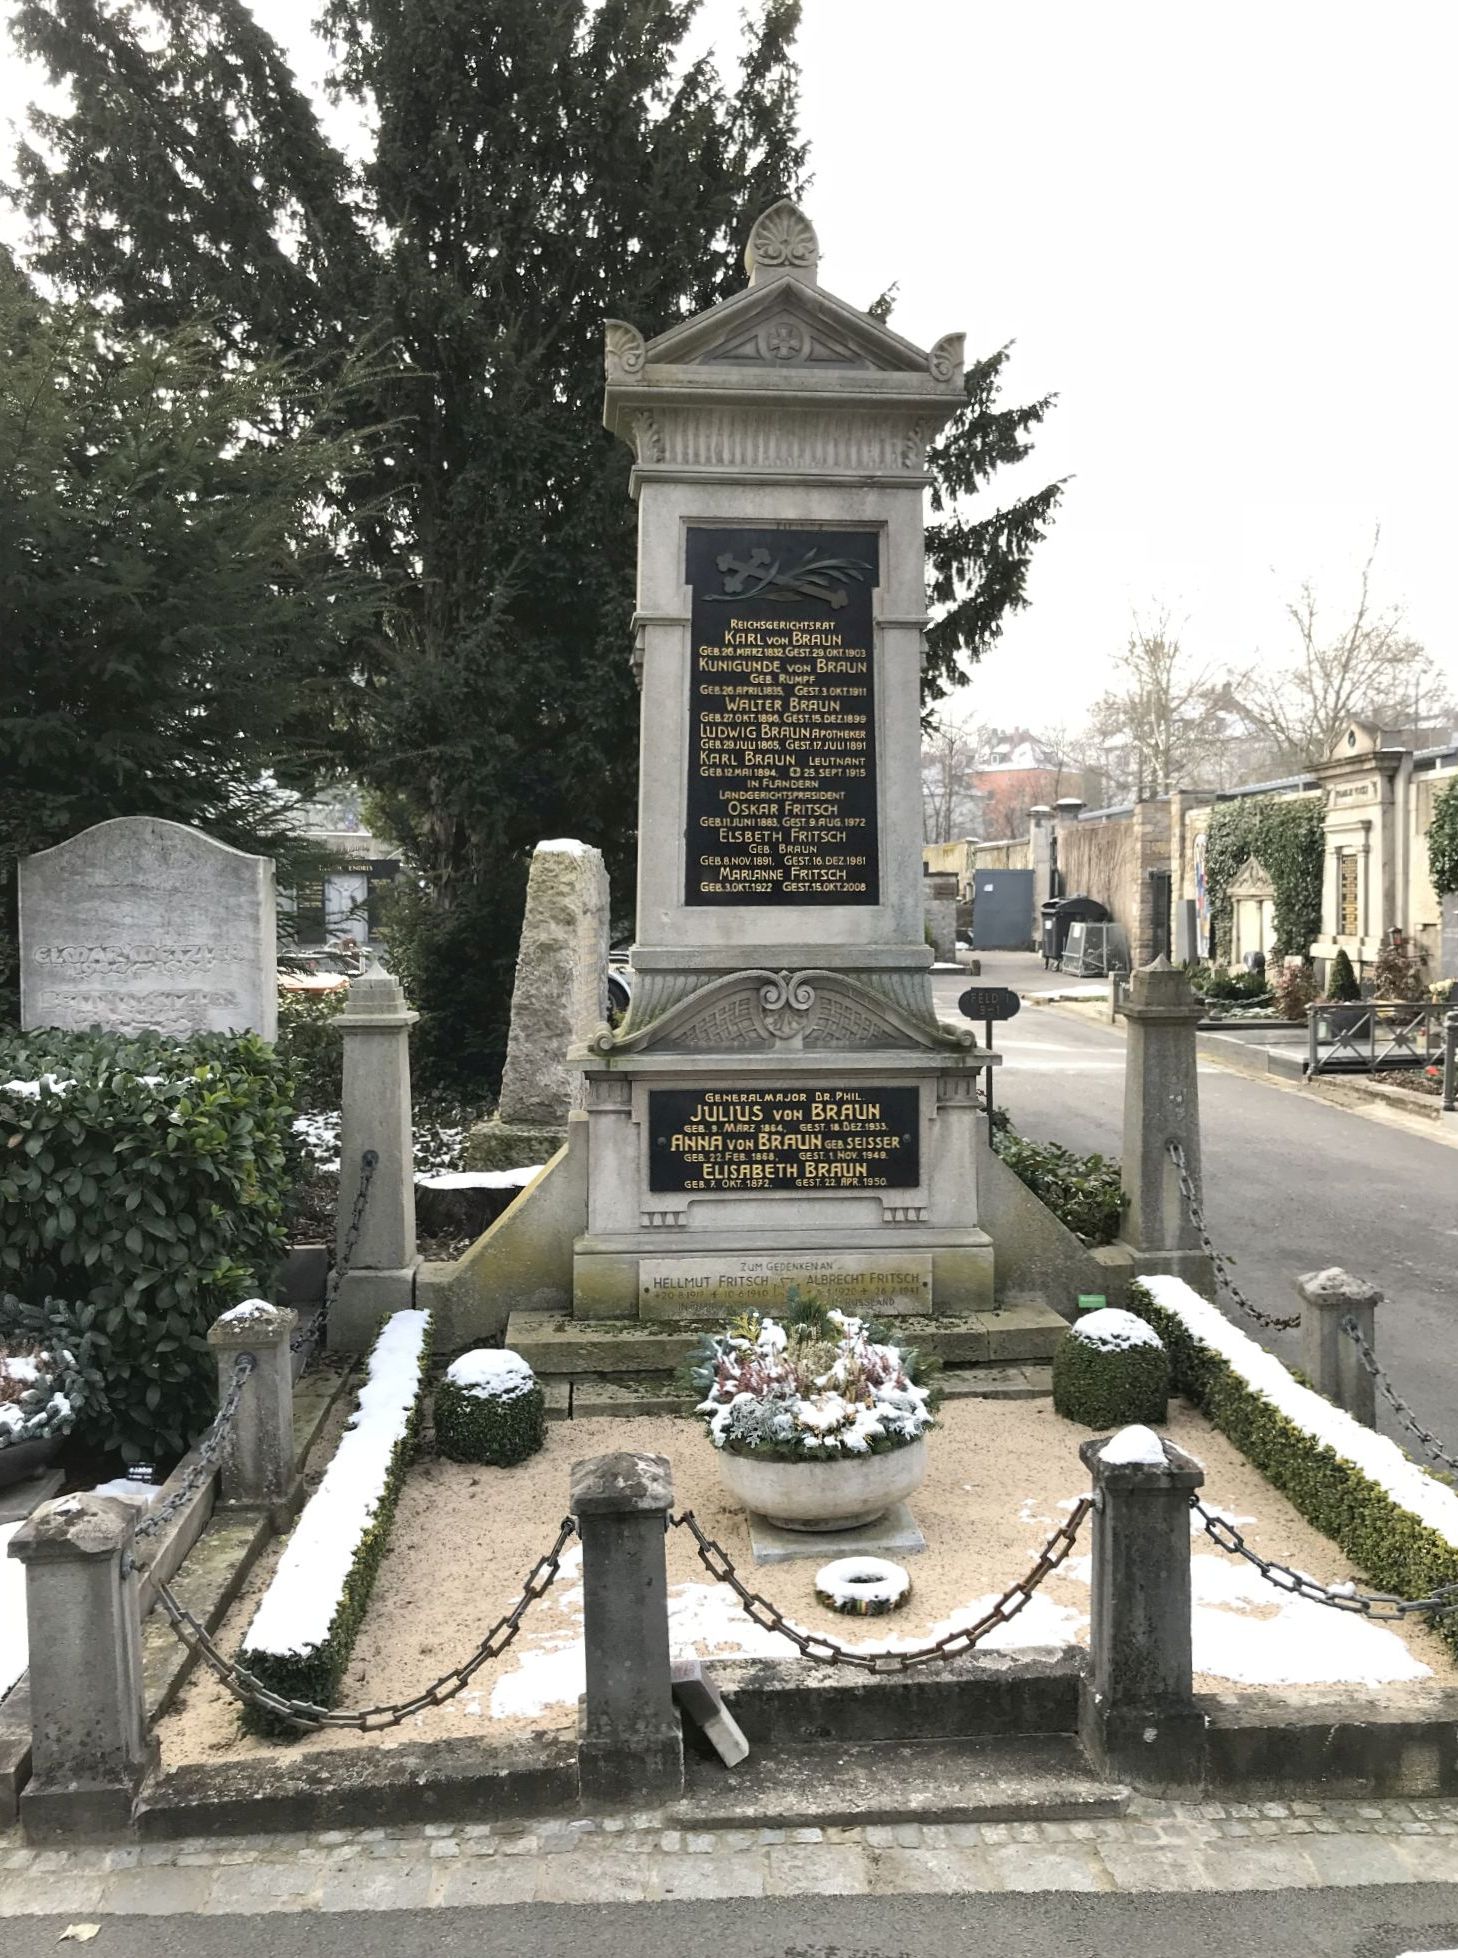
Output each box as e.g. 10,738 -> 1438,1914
671,1498 -> 1091,1671
1191,1498 -> 1458,1620
1166,1140 -> 1301,1331
290,1148 -> 378,1354
150,1516 -> 578,1731
122,1352 -> 256,1568
1339,1315 -> 1458,1476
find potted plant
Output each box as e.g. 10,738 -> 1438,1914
689,1292 -> 934,1532
1319,946 -> 1369,1038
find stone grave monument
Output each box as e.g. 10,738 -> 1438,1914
19,817 -> 277,1042
468,839 -> 611,1171
546,200 -> 1029,1335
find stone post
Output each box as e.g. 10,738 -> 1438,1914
1029,805 -> 1054,943
8,1496 -> 155,1837
923,868 -> 959,964
332,966 -> 419,1351
1117,956 -> 1214,1292
1294,1267 -> 1382,1428
570,1451 -> 682,1803
1078,1429 -> 1206,1794
207,1300 -> 300,1522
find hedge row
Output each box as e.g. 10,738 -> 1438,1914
0,1027 -> 299,1463
1127,1280 -> 1458,1657
238,1308 -> 432,1735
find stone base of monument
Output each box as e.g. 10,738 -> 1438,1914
463,1117 -> 567,1173
747,1500 -> 927,1567
330,1264 -> 421,1351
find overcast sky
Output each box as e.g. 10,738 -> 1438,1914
5,0 -> 1455,735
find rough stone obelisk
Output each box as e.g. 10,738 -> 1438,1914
569,201 -> 995,1322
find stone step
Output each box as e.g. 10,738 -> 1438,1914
678,1732 -> 1130,1830
506,1298 -> 1067,1381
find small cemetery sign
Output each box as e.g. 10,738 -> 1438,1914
957,986 -> 1021,1023
19,817 -> 277,1041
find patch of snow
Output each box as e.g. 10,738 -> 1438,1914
533,838 -> 589,857
1099,1425 -> 1171,1468
1142,1276 -> 1458,1550
418,1168 -> 540,1190
0,1522 -> 26,1699
215,1299 -> 277,1326
1072,1308 -> 1164,1352
293,1111 -> 341,1173
88,1478 -> 156,1507
446,1349 -> 536,1400
0,1356 -> 40,1385
243,1309 -> 430,1660
815,1556 -> 911,1612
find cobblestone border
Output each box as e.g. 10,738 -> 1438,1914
4,1796 -> 1458,1913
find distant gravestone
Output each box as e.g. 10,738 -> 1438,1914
466,839 -> 610,1170
19,817 -> 277,1041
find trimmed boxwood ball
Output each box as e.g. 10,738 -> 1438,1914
1053,1309 -> 1169,1428
434,1349 -> 546,1466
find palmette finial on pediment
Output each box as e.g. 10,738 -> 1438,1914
745,199 -> 819,287
603,319 -> 646,382
928,333 -> 965,385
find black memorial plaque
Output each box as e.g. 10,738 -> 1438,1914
684,526 -> 880,906
648,1085 -> 918,1195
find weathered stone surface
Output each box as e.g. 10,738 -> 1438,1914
497,840 -> 610,1128
1294,1265 -> 1382,1428
331,967 -> 419,1352
19,816 -> 276,1040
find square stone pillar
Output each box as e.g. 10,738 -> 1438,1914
1116,956 -> 1214,1292
207,1300 -> 300,1523
1078,1429 -> 1206,1794
9,1495 -> 155,1837
331,966 -> 420,1350
570,1451 -> 682,1804
1294,1267 -> 1382,1428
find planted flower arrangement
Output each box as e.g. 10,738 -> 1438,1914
689,1292 -> 935,1532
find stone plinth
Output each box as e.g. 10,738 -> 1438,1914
1115,957 -> 1213,1293
331,967 -> 420,1350
19,817 -> 276,1040
924,870 -> 959,963
1294,1266 -> 1382,1428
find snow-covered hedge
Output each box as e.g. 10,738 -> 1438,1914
433,1348 -> 545,1466
1052,1308 -> 1169,1428
691,1302 -> 934,1462
1130,1277 -> 1458,1655
238,1308 -> 432,1730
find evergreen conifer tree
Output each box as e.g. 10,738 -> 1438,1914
8,0 -> 1062,1085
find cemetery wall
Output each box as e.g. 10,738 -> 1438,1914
1054,807 -> 1139,948
971,836 -> 1031,874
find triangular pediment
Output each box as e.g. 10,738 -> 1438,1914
1332,721 -> 1383,760
1228,855 -> 1275,899
642,279 -> 940,378
583,968 -> 977,1057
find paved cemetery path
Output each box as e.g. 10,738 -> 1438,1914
7,1886 -> 1458,1957
933,956 -> 1458,1455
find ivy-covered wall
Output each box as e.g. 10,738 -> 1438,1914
1429,778 -> 1458,900
1204,794 -> 1324,963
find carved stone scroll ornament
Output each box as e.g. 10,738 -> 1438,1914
604,318 -> 647,382
928,332 -> 966,385
757,969 -> 817,1039
588,967 -> 977,1056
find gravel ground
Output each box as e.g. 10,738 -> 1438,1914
156,1397 -> 1454,1770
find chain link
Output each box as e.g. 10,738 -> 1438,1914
1166,1140 -> 1301,1331
1191,1497 -> 1458,1620
150,1517 -> 577,1730
122,1351 -> 256,1568
671,1498 -> 1091,1671
1339,1315 -> 1458,1476
290,1149 -> 378,1354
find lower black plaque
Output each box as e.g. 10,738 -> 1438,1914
648,1086 -> 919,1195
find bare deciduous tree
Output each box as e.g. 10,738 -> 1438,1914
921,712 -> 990,842
1087,613 -> 1227,799
1235,532 -> 1455,768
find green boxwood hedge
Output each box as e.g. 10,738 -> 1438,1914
993,1130 -> 1125,1246
239,1309 -> 432,1735
1127,1282 -> 1458,1656
434,1368 -> 546,1467
1053,1321 -> 1169,1428
0,1026 -> 299,1463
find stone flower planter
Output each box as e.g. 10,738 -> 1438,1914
714,1436 -> 928,1532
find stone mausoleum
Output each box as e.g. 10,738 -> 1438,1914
562,200 -> 1003,1327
